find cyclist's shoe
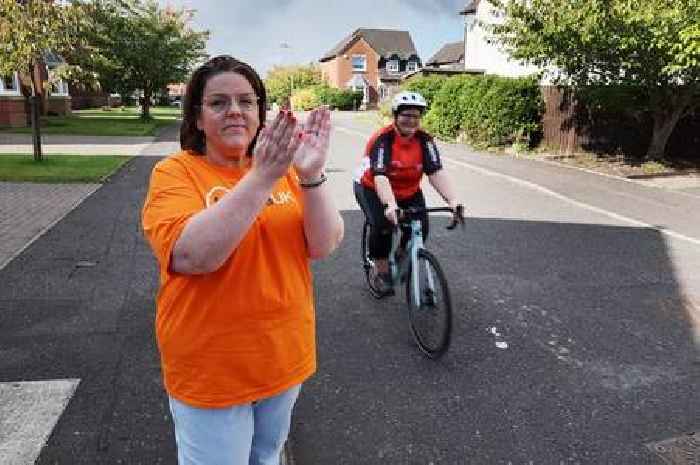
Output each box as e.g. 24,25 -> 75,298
372,271 -> 395,298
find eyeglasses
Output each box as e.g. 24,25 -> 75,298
398,112 -> 421,120
202,93 -> 259,113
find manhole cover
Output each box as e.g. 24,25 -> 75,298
647,432 -> 699,465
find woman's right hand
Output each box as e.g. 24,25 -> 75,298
252,110 -> 302,182
384,203 -> 399,225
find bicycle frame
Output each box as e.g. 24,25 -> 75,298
388,219 -> 433,309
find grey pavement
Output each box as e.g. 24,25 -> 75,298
0,122 -> 181,272
0,121 -> 181,157
0,182 -> 99,271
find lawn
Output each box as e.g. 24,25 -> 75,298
0,106 -> 180,137
0,154 -> 132,183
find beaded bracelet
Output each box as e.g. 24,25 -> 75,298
299,172 -> 327,189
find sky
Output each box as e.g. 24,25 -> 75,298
159,0 -> 467,77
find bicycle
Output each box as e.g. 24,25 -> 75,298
361,205 -> 465,358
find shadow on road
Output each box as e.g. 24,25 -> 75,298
293,210 -> 699,465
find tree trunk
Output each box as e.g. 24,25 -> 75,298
141,86 -> 151,119
28,63 -> 43,162
646,105 -> 686,161
30,95 -> 43,162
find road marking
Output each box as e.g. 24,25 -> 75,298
441,157 -> 700,247
0,379 -> 80,465
334,125 -> 700,248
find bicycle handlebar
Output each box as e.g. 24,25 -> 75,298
395,204 -> 466,230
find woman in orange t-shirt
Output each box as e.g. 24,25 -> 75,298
142,55 -> 343,465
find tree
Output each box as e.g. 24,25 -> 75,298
491,0 -> 700,160
265,64 -> 322,106
68,0 -> 208,119
56,1 -> 129,108
113,0 -> 208,119
0,0 -> 83,161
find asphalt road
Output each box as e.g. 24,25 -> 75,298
293,112 -> 700,465
1,112 -> 698,465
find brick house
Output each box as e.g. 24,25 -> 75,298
319,28 -> 421,108
0,51 -> 71,127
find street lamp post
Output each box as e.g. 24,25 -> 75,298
280,42 -> 293,110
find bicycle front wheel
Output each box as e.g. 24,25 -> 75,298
405,249 -> 452,358
362,220 -> 384,299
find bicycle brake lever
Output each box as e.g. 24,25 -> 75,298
446,205 -> 466,230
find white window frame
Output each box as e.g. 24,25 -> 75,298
351,54 -> 366,72
407,61 -> 418,72
0,72 -> 21,96
388,60 -> 399,74
46,69 -> 69,97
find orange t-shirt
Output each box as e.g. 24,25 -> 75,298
142,150 -> 315,408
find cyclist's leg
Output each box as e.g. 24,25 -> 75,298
354,182 -> 392,271
354,182 -> 394,296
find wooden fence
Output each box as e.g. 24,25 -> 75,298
540,86 -> 699,159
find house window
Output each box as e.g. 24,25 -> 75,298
47,70 -> 69,97
49,79 -> 69,96
388,60 -> 399,74
407,61 -> 418,72
0,73 -> 20,95
352,55 -> 366,72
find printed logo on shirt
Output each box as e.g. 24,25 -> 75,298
205,186 -> 229,207
428,141 -> 439,163
376,146 -> 385,170
267,191 -> 295,205
205,185 -> 296,208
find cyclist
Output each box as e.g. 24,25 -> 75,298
354,90 -> 462,297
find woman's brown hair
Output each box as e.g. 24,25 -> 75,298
180,55 -> 267,156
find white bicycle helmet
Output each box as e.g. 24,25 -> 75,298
391,91 -> 427,115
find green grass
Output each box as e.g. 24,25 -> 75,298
0,106 -> 180,137
0,154 -> 132,183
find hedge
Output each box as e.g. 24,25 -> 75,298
422,74 -> 543,147
401,75 -> 449,109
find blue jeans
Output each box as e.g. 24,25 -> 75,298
168,385 -> 301,465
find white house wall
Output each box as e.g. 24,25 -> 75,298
464,0 -> 542,79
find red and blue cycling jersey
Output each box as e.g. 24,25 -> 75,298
356,124 -> 443,201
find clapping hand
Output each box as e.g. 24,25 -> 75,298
293,106 -> 331,181
253,110 -> 303,182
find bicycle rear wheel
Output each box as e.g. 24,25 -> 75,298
405,249 -> 452,358
362,220 -> 384,299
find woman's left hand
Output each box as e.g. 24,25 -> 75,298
293,106 -> 331,181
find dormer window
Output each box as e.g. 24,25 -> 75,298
407,61 -> 418,72
388,60 -> 399,74
352,55 -> 366,72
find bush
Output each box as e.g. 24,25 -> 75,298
422,74 -> 543,147
462,75 -> 543,146
401,75 -> 448,109
290,88 -> 321,111
378,99 -> 392,122
313,85 -> 363,110
422,75 -> 490,139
